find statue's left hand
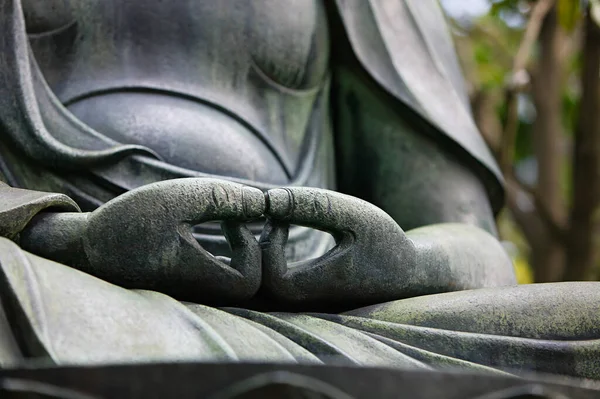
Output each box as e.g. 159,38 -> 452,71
260,187 -> 418,309
260,187 -> 515,310
20,178 -> 266,303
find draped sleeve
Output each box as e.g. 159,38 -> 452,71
333,0 -> 504,212
0,181 -> 79,240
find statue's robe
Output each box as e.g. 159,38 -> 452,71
1,183 -> 600,380
0,0 -> 503,213
1,0 -> 599,382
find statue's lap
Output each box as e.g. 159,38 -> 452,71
1,237 -> 598,380
0,0 -> 598,385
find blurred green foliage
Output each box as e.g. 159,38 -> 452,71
448,0 -> 589,282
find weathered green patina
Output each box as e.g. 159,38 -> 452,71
0,0 -> 599,384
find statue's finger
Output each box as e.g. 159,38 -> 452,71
259,221 -> 289,283
185,179 -> 265,223
133,178 -> 265,224
221,221 -> 261,287
264,187 -> 384,235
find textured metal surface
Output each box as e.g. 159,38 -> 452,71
333,0 -> 504,212
0,0 -> 596,385
1,364 -> 598,399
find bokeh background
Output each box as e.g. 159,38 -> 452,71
440,0 -> 599,283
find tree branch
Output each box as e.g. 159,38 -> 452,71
506,169 -> 567,242
563,8 -> 600,280
505,175 -> 544,248
512,0 -> 557,76
470,90 -> 503,156
500,0 -> 556,175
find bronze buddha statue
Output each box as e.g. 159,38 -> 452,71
0,0 -> 598,381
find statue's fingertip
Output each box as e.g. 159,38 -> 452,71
264,188 -> 293,220
241,186 -> 266,219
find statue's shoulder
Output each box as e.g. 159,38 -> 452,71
331,0 -> 504,211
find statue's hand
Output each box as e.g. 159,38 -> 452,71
23,178 -> 266,303
260,187 -> 418,309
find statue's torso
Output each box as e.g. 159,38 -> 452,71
21,0 -> 336,260
29,0 -> 333,188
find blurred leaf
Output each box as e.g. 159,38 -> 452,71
490,0 -> 522,16
561,152 -> 573,206
514,121 -> 534,161
445,0 -> 595,282
490,0 -> 529,27
592,0 -> 600,27
562,89 -> 580,135
592,204 -> 600,224
498,210 -> 529,250
557,0 -> 582,31
514,257 -> 534,283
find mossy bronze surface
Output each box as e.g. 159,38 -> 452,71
0,0 -> 598,385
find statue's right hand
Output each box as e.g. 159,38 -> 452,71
22,178 -> 266,304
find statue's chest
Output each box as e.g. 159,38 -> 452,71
27,0 -> 332,185
28,0 -> 330,99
